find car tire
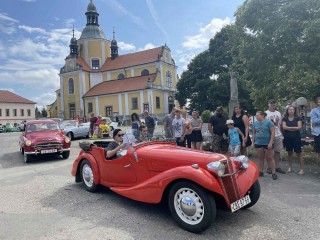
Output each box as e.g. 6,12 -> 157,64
62,151 -> 70,159
242,180 -> 261,209
24,153 -> 32,163
66,132 -> 73,140
80,159 -> 98,192
168,181 -> 216,233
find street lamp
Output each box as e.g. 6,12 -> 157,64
296,97 -> 307,137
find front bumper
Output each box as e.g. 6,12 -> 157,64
24,148 -> 70,155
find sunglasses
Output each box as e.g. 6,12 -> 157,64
117,134 -> 124,137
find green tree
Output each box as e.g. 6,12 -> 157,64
41,107 -> 47,117
35,106 -> 41,118
235,0 -> 320,109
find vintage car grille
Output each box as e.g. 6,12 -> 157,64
219,159 -> 241,204
35,142 -> 62,150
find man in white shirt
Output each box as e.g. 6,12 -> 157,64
265,99 -> 286,174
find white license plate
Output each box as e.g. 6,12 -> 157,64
41,149 -> 57,154
231,195 -> 251,212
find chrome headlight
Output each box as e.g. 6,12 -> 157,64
234,155 -> 249,169
25,139 -> 32,146
65,137 -> 71,143
207,161 -> 226,177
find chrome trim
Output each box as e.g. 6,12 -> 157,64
191,164 -> 199,169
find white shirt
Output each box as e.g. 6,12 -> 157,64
265,110 -> 283,138
172,117 -> 186,138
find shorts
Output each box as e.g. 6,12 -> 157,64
255,144 -> 271,149
190,130 -> 203,142
273,137 -> 283,152
314,135 -> 320,153
284,135 -> 302,153
212,134 -> 228,153
229,144 -> 241,155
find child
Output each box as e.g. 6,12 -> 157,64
226,119 -> 245,156
92,123 -> 99,139
99,118 -> 110,138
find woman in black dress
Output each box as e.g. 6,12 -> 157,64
232,105 -> 251,155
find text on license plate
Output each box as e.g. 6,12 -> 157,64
41,149 -> 57,154
231,195 -> 251,212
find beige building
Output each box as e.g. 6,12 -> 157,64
48,0 -> 178,120
0,90 -> 36,126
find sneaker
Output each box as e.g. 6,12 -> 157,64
272,173 -> 278,180
259,172 -> 264,177
276,168 -> 286,174
267,168 -> 272,174
287,168 -> 292,173
298,170 -> 304,175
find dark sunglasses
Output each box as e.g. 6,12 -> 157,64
117,134 -> 124,137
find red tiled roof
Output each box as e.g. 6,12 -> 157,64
76,56 -> 91,71
101,46 -> 163,71
0,90 -> 36,104
84,74 -> 157,97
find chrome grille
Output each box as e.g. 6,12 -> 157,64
35,142 -> 62,150
219,159 -> 241,204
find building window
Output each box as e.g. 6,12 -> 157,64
105,106 -> 112,117
88,102 -> 93,113
166,71 -> 172,88
141,69 -> 149,76
92,59 -> 100,69
27,109 -> 31,116
68,78 -> 74,94
20,109 -> 24,117
132,98 -> 138,110
13,109 -> 17,117
117,73 -> 125,80
6,109 -> 10,117
0,109 -> 2,117
69,103 -> 76,119
156,97 -> 160,109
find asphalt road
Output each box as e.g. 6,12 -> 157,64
0,131 -> 320,240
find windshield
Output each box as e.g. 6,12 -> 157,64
27,123 -> 60,132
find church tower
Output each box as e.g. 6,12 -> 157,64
110,28 -> 118,60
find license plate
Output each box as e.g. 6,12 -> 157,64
231,195 -> 251,212
41,149 -> 57,154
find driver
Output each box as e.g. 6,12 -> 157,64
105,129 -> 127,160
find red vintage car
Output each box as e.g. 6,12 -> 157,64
71,139 -> 260,233
19,119 -> 71,163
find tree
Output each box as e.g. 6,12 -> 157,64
235,0 -> 320,109
35,106 -> 41,118
41,107 -> 47,117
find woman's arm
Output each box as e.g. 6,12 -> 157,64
106,143 -> 126,158
242,115 -> 250,139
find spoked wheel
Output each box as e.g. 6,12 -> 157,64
242,180 -> 261,209
80,159 -> 98,192
168,181 -> 216,233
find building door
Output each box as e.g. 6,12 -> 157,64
168,96 -> 174,113
105,106 -> 113,117
69,103 -> 76,119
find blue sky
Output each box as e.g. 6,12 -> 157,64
0,0 -> 244,108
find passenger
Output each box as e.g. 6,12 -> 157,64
105,129 -> 127,160
251,111 -> 277,180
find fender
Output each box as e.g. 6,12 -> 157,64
236,161 -> 259,196
110,165 -> 226,204
71,152 -> 100,185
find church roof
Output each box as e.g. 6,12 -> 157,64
84,74 -> 157,97
76,56 -> 92,71
79,25 -> 107,40
0,90 -> 36,104
101,46 -> 163,71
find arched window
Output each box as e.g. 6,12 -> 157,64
166,71 -> 172,88
68,78 -> 74,94
118,73 -> 125,79
141,69 -> 149,76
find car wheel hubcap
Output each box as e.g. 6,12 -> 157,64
174,187 -> 204,225
82,164 -> 93,187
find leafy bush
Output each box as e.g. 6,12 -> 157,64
201,110 -> 212,123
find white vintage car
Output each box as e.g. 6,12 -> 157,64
60,120 -> 90,140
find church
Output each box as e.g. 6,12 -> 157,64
47,0 -> 178,120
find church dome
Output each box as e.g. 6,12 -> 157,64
80,25 -> 107,39
87,0 -> 97,12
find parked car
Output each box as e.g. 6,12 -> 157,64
3,124 -> 20,132
19,119 -> 71,163
60,120 -> 90,140
101,117 -> 118,131
72,139 -> 260,233
0,124 -> 4,133
19,120 -> 27,131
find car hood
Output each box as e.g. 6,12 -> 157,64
26,131 -> 64,142
136,142 -> 228,170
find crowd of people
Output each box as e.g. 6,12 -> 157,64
90,96 -> 320,181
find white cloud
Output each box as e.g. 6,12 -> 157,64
145,0 -> 168,40
0,12 -> 19,34
32,92 -> 57,108
0,88 -> 15,93
0,13 -> 19,23
64,18 -> 76,28
118,41 -> 136,51
182,17 -> 231,50
22,0 -> 37,2
138,43 -> 157,51
18,25 -> 46,34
